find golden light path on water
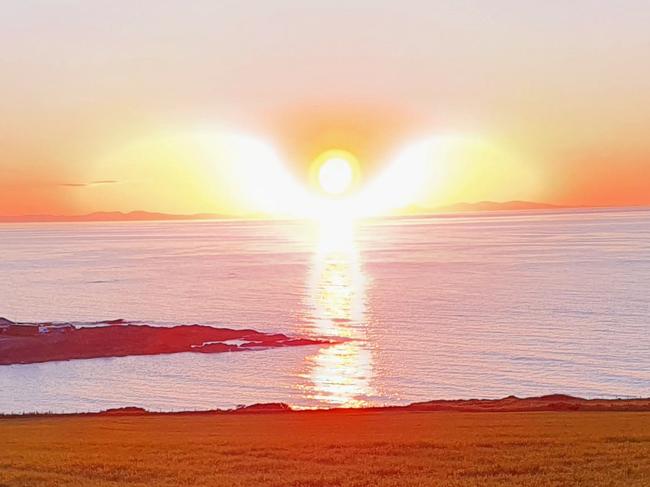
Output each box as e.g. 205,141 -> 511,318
298,217 -> 374,408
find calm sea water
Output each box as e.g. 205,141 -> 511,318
1,209 -> 649,413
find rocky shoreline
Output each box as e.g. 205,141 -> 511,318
0,317 -> 334,365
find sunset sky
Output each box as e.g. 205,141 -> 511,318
1,1 -> 649,217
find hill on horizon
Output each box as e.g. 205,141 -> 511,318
433,200 -> 563,213
0,211 -> 225,223
0,201 -> 609,223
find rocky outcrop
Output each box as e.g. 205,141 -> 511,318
0,321 -> 335,365
234,403 -> 292,413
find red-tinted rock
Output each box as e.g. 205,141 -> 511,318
0,322 -> 334,365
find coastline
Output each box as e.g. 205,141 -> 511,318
3,394 -> 650,418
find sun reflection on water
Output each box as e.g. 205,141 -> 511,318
298,219 -> 374,408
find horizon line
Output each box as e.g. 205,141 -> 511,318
1,202 -> 649,224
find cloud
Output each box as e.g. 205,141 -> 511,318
90,180 -> 119,185
59,180 -> 119,187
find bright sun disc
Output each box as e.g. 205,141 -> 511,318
318,157 -> 353,195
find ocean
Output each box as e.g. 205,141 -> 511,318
1,208 -> 649,412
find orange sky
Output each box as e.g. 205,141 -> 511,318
1,1 -> 649,217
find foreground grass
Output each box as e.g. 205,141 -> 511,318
1,410 -> 649,486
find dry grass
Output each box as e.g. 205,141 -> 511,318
1,410 -> 649,486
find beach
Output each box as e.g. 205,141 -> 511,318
2,406 -> 649,486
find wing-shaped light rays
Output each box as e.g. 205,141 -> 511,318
301,133 -> 542,220
84,129 -> 310,217
197,131 -> 312,217
84,128 -> 542,219
352,136 -> 449,216
352,134 -> 544,217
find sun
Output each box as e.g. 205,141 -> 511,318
313,150 -> 358,195
319,157 -> 353,194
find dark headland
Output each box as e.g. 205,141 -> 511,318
0,317 -> 333,365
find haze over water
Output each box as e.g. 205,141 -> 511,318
1,208 -> 649,413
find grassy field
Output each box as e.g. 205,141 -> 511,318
1,410 -> 649,486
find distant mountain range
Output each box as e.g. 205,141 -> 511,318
0,211 -> 224,223
432,200 -> 563,213
0,201 -> 586,223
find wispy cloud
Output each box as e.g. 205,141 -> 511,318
59,180 -> 119,188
